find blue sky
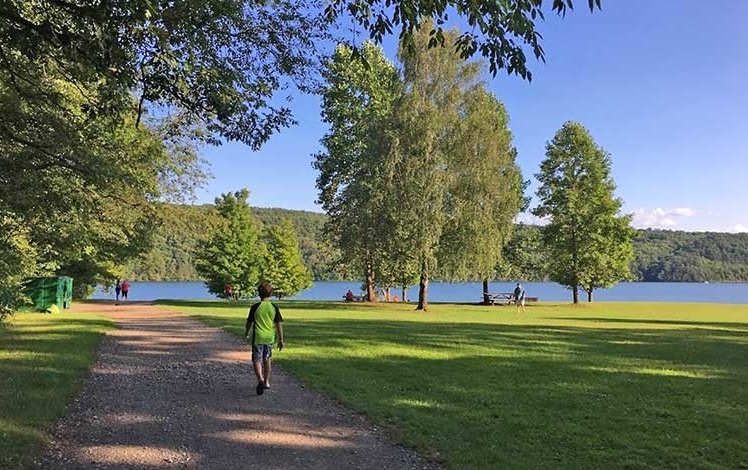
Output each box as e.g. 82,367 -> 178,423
196,0 -> 748,233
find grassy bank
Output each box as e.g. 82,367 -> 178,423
162,300 -> 748,469
0,311 -> 113,469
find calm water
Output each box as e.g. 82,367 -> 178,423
91,280 -> 748,304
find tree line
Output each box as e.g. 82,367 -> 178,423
126,205 -> 748,287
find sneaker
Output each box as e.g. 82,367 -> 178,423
263,383 -> 271,389
256,383 -> 265,395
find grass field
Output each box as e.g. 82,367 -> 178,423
162,299 -> 748,470
0,311 -> 113,469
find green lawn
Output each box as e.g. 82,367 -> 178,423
162,300 -> 748,470
0,311 -> 113,470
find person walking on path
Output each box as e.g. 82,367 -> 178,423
121,280 -> 130,300
245,282 -> 284,395
513,283 -> 526,312
114,279 -> 121,301
39,302 -> 439,469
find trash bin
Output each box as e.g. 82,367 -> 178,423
24,276 -> 73,312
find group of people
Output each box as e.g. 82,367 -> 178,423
114,279 -> 130,301
344,289 -> 400,302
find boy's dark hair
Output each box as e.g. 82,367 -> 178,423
258,282 -> 273,299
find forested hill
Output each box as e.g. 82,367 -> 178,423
124,205 -> 335,281
633,229 -> 748,282
125,205 -> 748,282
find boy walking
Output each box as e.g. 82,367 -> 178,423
245,282 -> 284,395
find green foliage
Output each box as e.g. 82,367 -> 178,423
0,0 -> 327,150
0,54 -> 207,304
325,0 -> 601,79
0,0 -> 605,315
632,230 -> 748,282
437,88 -> 524,282
253,208 -> 342,281
261,219 -> 314,299
499,223 -> 548,280
119,203 -> 748,285
533,122 -> 636,302
126,204 -> 221,282
0,215 -> 38,318
195,190 -> 263,298
313,42 -> 404,301
170,300 -> 748,470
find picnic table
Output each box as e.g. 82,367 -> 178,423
483,292 -> 514,305
483,292 -> 539,306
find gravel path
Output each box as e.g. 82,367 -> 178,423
38,302 -> 439,470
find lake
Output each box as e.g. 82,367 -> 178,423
91,280 -> 748,304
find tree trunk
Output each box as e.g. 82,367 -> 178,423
587,289 -> 593,302
482,278 -> 490,305
416,274 -> 428,311
572,285 -> 579,304
416,258 -> 428,311
365,261 -> 377,302
384,287 -> 391,302
401,286 -> 408,303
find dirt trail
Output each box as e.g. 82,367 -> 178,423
38,302 -> 438,470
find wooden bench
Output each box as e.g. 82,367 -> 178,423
343,295 -> 365,302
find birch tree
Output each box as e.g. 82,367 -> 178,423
436,88 -> 524,300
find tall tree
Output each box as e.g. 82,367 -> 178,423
0,69 -> 204,299
313,42 -> 402,302
261,219 -> 313,300
195,190 -> 263,299
436,88 -> 524,300
533,121 -> 635,303
386,25 -> 483,311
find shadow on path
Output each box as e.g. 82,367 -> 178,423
39,303 -> 437,470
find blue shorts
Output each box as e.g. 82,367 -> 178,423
252,344 -> 273,363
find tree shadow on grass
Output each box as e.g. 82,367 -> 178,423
159,299 -> 387,312
549,316 -> 748,331
0,317 -> 112,469
276,317 -> 748,469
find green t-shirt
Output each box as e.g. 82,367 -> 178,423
246,301 -> 282,345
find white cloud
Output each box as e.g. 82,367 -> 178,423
631,207 -> 697,230
672,208 -> 696,217
733,224 -> 748,233
515,213 -> 548,226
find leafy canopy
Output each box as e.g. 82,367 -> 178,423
325,0 -> 602,79
533,121 -> 635,302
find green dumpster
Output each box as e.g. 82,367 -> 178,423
24,276 -> 73,312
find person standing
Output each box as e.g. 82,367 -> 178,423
115,280 -> 122,301
244,282 -> 284,395
513,283 -> 526,312
121,280 -> 130,300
